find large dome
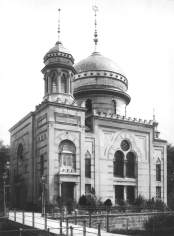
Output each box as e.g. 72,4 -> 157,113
75,52 -> 124,75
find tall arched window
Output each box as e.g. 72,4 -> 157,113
85,151 -> 91,178
112,100 -> 117,114
61,74 -> 68,93
51,71 -> 57,93
113,151 -> 124,177
85,99 -> 92,114
156,159 -> 161,181
17,143 -> 23,161
17,143 -> 24,174
59,140 -> 76,172
126,152 -> 135,178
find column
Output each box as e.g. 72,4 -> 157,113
124,186 -> 127,201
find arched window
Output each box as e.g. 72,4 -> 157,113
113,151 -> 124,177
17,143 -> 23,161
112,100 -> 117,114
126,152 -> 136,178
51,71 -> 57,93
85,99 -> 92,113
61,74 -> 68,93
59,140 -> 76,172
85,151 -> 91,178
156,159 -> 161,181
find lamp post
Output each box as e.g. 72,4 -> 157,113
3,174 -> 7,217
41,175 -> 46,216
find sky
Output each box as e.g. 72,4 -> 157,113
0,0 -> 174,145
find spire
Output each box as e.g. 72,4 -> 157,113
92,5 -> 99,52
57,8 -> 61,42
153,107 -> 156,122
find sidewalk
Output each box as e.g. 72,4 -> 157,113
8,211 -> 128,236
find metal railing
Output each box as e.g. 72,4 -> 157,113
8,210 -> 101,236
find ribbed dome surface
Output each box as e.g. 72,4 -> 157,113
75,52 -> 124,75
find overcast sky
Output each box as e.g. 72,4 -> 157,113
0,0 -> 174,145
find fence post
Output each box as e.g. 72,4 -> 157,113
45,213 -> 47,230
98,223 -> 101,236
47,228 -> 50,236
126,218 -> 129,231
74,210 -> 77,225
66,217 -> 69,236
14,209 -> 16,222
32,212 -> 35,227
60,217 -> 62,235
19,228 -> 23,236
89,212 -> 91,228
106,211 -> 109,232
70,226 -> 73,236
22,211 -> 24,225
83,220 -> 86,236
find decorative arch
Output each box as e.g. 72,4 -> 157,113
105,130 -> 142,161
59,139 -> 76,172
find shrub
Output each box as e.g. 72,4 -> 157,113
145,214 -> 174,233
78,195 -> 87,206
104,199 -> 112,209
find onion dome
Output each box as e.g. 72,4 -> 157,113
43,41 -> 74,67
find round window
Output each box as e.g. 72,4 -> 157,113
121,140 -> 130,151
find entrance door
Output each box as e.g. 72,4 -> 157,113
61,182 -> 74,205
115,185 -> 124,204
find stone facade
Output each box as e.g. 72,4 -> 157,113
9,35 -> 167,209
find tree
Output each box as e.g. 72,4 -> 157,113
0,140 -> 10,214
167,144 -> 174,209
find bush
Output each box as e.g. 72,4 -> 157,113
145,214 -> 174,233
104,199 -> 112,209
78,195 -> 87,206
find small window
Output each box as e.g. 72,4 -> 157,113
61,74 -> 68,93
40,155 -> 44,177
121,140 -> 130,151
156,161 -> 161,181
51,71 -> 57,93
156,186 -> 161,199
85,99 -> 92,113
85,151 -> 91,178
112,100 -> 117,114
85,184 -> 91,194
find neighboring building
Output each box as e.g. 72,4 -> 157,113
9,14 -> 167,209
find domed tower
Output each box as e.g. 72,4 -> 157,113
42,9 -> 75,104
73,6 -> 130,116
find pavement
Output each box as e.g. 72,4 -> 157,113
8,211 -> 128,236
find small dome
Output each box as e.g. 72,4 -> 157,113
75,52 -> 124,75
44,41 -> 74,65
47,41 -> 71,55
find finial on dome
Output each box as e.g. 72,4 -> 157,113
92,5 -> 99,52
153,107 -> 156,122
57,8 -> 61,42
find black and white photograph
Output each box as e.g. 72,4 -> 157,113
0,0 -> 174,235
